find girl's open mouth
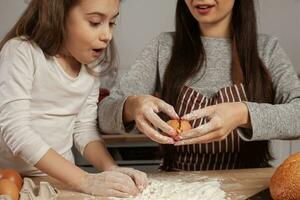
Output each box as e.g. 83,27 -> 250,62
92,49 -> 104,57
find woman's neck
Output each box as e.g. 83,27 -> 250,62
199,15 -> 231,38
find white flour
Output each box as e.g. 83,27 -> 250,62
111,178 -> 226,200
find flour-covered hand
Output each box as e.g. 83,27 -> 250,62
175,102 -> 250,145
77,171 -> 139,198
108,166 -> 148,192
124,95 -> 179,144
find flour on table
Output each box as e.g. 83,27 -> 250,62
111,178 -> 226,200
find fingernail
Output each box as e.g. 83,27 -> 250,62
174,135 -> 182,141
170,131 -> 177,136
172,113 -> 179,119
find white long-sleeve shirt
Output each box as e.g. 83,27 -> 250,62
0,38 -> 102,176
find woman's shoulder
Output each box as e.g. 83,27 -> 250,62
257,34 -> 280,51
257,34 -> 282,61
155,32 -> 175,46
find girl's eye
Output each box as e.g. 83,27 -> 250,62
89,21 -> 101,27
89,21 -> 116,28
109,22 -> 117,27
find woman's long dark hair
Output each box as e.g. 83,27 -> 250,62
0,0 -> 118,77
161,0 -> 274,170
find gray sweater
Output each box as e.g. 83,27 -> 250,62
98,32 -> 300,141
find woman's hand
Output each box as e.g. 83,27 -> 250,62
77,171 -> 140,198
108,166 -> 148,191
123,95 -> 179,144
174,102 -> 250,145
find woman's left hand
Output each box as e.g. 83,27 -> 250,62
174,102 -> 250,146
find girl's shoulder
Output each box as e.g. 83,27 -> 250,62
1,37 -> 42,59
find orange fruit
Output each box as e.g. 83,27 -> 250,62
0,169 -> 23,190
0,179 -> 19,200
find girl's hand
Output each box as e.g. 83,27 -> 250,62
77,171 -> 140,198
124,95 -> 179,144
108,166 -> 148,192
174,102 -> 250,146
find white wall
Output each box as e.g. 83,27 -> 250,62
115,0 -> 176,74
115,0 -> 300,75
0,0 -> 299,165
1,0 -> 299,74
257,0 -> 300,75
0,1 -> 28,39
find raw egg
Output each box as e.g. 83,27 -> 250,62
167,119 -> 192,135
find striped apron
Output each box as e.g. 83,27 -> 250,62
174,84 -> 247,170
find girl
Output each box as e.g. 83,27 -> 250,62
98,0 -> 300,171
0,0 -> 147,197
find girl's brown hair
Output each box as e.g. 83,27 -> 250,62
0,0 -> 118,77
161,0 -> 274,170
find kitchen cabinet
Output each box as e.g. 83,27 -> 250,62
73,134 -> 160,172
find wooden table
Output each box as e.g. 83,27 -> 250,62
31,168 -> 275,200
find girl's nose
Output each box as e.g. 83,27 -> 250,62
99,24 -> 113,43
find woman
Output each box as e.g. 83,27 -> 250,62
98,0 -> 300,171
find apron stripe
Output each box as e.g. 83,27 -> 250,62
177,87 -> 191,163
191,93 -> 203,154
234,85 -> 242,151
213,153 -> 218,170
184,89 -> 194,156
219,90 -> 225,154
186,90 -> 198,154
227,87 -> 234,153
201,98 -> 209,154
177,86 -> 189,111
194,151 -> 199,170
240,84 -> 248,100
194,95 -> 205,154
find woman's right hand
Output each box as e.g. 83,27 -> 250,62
77,171 -> 140,198
123,95 -> 179,144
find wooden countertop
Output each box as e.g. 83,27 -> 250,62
30,167 -> 275,200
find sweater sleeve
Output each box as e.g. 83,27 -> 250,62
98,35 -> 162,134
73,77 -> 102,156
0,39 -> 50,165
239,37 -> 300,141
